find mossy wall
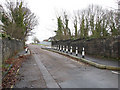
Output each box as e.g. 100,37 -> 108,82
0,37 -> 24,62
52,36 -> 120,59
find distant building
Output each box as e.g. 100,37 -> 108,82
48,36 -> 56,41
43,39 -> 49,42
39,39 -> 51,46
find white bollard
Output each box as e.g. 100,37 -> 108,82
57,45 -> 58,50
66,46 -> 68,53
76,47 -> 78,56
63,46 -> 65,52
60,45 -> 62,51
70,46 -> 72,54
55,45 -> 57,50
56,45 -> 57,50
25,47 -> 28,53
82,47 -> 85,58
58,45 -> 59,50
54,45 -> 56,50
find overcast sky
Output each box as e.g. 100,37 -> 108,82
0,0 -> 118,43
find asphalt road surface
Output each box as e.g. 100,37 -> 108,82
15,45 -> 118,88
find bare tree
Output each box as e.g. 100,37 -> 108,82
32,36 -> 40,44
1,0 -> 38,40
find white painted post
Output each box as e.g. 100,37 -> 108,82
56,45 -> 57,50
57,45 -> 58,50
70,46 -> 72,54
60,45 -> 61,51
63,46 -> 65,52
25,47 -> 28,53
76,47 -> 78,56
58,45 -> 59,50
55,45 -> 56,50
56,45 -> 58,50
66,46 -> 68,53
82,47 -> 85,58
59,45 -> 60,50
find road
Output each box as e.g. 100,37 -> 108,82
15,45 -> 118,88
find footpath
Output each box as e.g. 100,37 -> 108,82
2,47 -> 31,88
43,47 -> 120,71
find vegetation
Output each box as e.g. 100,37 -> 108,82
54,5 -> 119,41
32,36 -> 40,44
1,0 -> 38,41
55,12 -> 71,40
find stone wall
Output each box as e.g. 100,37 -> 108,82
52,36 -> 120,59
0,37 -> 24,62
0,37 -> 2,63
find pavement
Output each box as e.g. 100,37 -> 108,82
14,55 -> 47,88
42,47 -> 120,71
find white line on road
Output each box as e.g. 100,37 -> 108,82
111,71 -> 120,75
32,50 -> 60,88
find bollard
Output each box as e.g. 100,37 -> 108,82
56,45 -> 57,50
58,45 -> 60,51
82,47 -> 85,58
55,45 -> 57,50
55,45 -> 56,50
76,47 -> 78,56
57,45 -> 58,50
70,46 -> 72,54
25,47 -> 28,53
60,45 -> 62,51
63,46 -> 65,52
66,46 -> 68,53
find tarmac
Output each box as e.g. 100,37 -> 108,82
14,45 -> 119,88
43,47 -> 120,71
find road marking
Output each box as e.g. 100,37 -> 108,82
32,50 -> 60,88
111,71 -> 120,74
